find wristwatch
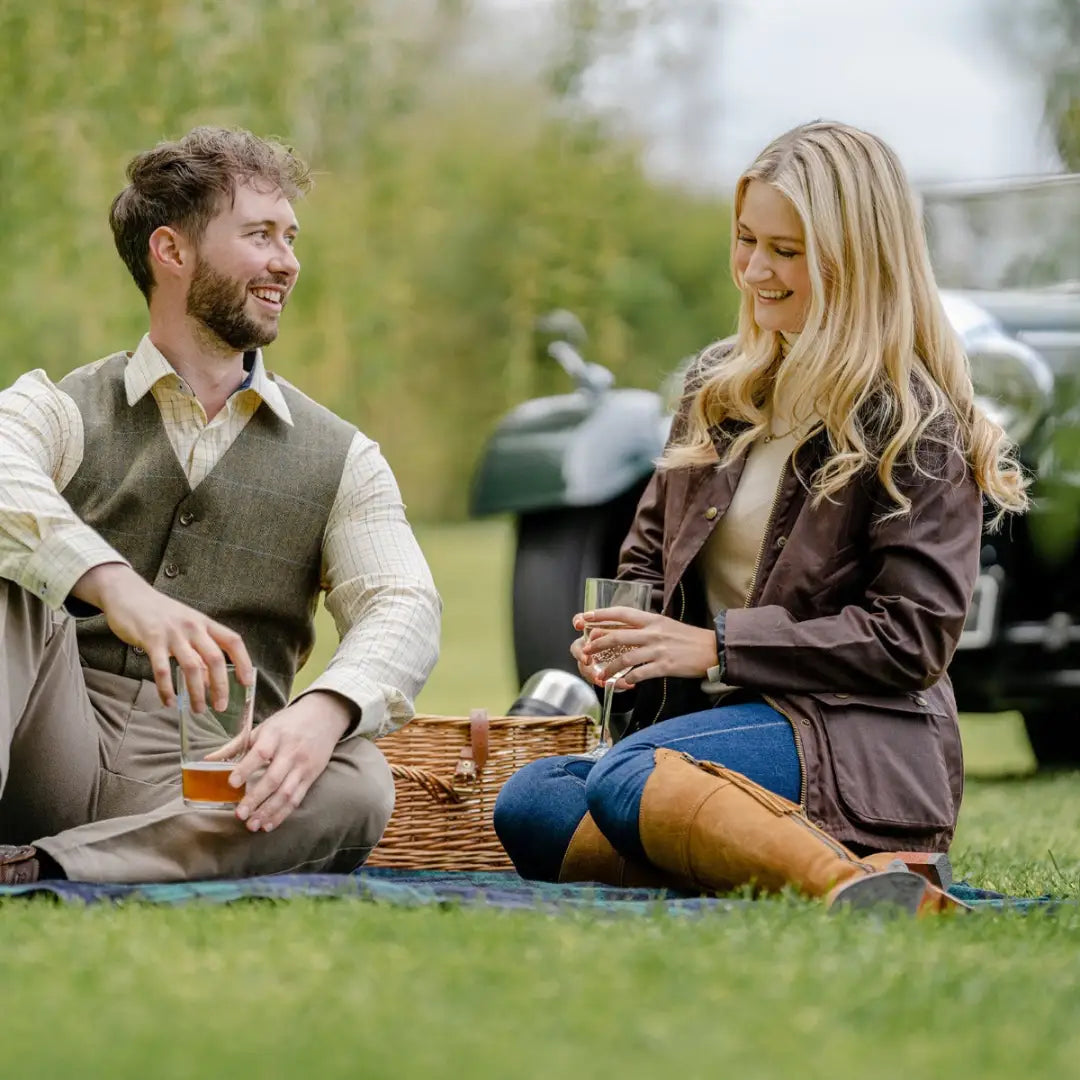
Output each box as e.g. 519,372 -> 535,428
707,609 -> 728,683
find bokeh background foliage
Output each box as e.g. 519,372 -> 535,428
0,0 -> 739,519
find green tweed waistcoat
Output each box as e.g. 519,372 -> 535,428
59,353 -> 356,720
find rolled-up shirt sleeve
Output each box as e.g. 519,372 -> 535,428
297,431 -> 442,738
0,369 -> 129,608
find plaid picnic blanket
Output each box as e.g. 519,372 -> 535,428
0,868 -> 1066,912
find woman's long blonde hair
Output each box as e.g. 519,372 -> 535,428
661,120 -> 1028,520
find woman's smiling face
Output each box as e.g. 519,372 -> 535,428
733,180 -> 811,334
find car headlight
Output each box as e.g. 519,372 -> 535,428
968,330 -> 1053,445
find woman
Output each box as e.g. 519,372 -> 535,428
493,121 -> 1028,912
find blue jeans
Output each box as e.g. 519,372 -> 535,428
493,700 -> 801,882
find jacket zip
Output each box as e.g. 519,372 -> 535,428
789,797 -> 855,858
763,693 -> 807,809
744,457 -> 808,808
652,579 -> 687,725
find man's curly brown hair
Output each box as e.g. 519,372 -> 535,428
110,126 -> 311,301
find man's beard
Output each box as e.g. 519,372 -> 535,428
186,258 -> 281,352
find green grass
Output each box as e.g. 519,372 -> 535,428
3,900 -> 1080,1080
5,519 -> 1080,1080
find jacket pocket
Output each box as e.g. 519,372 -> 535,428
813,690 -> 955,833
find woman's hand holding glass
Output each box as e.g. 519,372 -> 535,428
574,608 -> 720,686
577,578 -> 652,756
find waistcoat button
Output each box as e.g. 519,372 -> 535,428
132,645 -> 145,656
776,535 -> 787,548
179,511 -> 195,526
704,506 -> 718,520
164,563 -> 180,579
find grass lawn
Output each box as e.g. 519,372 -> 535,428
4,520 -> 1080,1080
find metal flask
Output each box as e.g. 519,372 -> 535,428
507,668 -> 600,722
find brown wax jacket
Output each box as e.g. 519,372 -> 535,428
617,397 -> 983,854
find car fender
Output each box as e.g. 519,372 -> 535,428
469,388 -> 668,516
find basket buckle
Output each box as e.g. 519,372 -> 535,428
452,707 -> 489,785
453,747 -> 478,784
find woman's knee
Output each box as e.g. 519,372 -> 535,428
494,755 -> 591,882
493,759 -> 551,848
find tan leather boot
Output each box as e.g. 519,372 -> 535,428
558,812 -> 688,888
834,852 -> 969,915
638,749 -> 965,914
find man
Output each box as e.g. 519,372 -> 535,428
0,127 -> 441,883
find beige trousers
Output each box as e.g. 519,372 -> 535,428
0,580 -> 395,882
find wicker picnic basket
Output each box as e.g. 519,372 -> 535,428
367,709 -> 594,870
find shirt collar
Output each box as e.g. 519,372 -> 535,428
124,335 -> 293,426
239,350 -> 293,425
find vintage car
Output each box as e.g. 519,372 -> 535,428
470,176 -> 1080,767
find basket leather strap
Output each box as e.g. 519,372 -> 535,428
469,708 -> 490,771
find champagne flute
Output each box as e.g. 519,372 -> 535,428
581,577 -> 653,759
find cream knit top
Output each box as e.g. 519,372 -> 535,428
696,335 -> 818,695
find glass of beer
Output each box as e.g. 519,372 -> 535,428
177,665 -> 257,809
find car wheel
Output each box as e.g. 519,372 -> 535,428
512,489 -> 645,686
1022,708 -> 1080,768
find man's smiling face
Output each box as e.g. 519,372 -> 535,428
185,182 -> 300,351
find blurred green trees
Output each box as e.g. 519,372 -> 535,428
995,0 -> 1080,170
0,0 -> 738,518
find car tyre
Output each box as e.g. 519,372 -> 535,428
1022,708 -> 1080,769
512,489 -> 644,686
